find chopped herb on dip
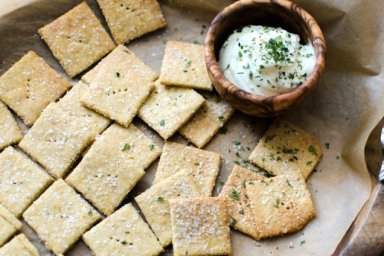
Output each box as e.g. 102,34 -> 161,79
219,25 -> 316,96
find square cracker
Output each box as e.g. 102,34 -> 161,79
179,93 -> 235,148
83,204 -> 164,256
154,141 -> 221,197
96,0 -> 166,44
138,81 -> 204,139
0,51 -> 70,125
249,119 -> 322,179
159,41 -> 212,91
23,179 -> 101,255
219,165 -> 265,240
0,101 -> 22,151
245,174 -> 316,239
0,234 -> 39,256
38,2 -> 115,77
19,82 -> 110,178
135,169 -> 204,247
0,204 -> 21,247
67,123 -> 160,215
81,45 -> 157,127
170,197 -> 231,256
0,147 -> 53,217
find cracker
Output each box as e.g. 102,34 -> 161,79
219,165 -> 265,240
0,51 -> 70,125
83,204 -> 164,256
154,141 -> 221,196
0,234 -> 39,256
245,174 -> 316,239
23,179 -> 101,255
81,45 -> 157,127
0,204 -> 21,247
138,81 -> 204,139
170,197 -> 231,256
249,119 -> 322,179
0,147 -> 53,217
0,101 -> 22,151
38,2 -> 115,77
135,169 -> 204,247
179,93 -> 235,148
159,41 -> 212,91
67,123 -> 160,215
96,0 -> 166,44
19,82 -> 110,178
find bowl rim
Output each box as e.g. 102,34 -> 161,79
205,0 -> 326,106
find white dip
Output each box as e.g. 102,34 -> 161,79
219,25 -> 316,96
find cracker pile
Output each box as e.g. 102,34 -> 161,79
0,1 -> 324,255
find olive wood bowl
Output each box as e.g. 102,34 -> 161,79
205,0 -> 326,117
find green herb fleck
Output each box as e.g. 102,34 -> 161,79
325,142 -> 330,149
300,240 -> 306,246
308,145 -> 318,156
233,140 -> 241,146
122,143 -> 131,151
273,198 -> 280,208
218,115 -> 224,121
336,155 -> 340,160
116,72 -> 120,78
160,120 -> 165,126
121,241 -> 128,245
194,162 -> 200,166
229,189 -> 240,201
156,196 -> 164,202
149,144 -> 155,150
219,126 -> 228,134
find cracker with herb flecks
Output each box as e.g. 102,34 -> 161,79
19,82 -> 110,179
66,123 -> 160,215
38,2 -> 115,77
0,204 -> 22,247
179,93 -> 235,148
170,197 -> 231,256
81,45 -> 157,127
138,81 -> 204,139
219,164 -> 265,240
249,119 -> 322,179
0,234 -> 39,256
154,141 -> 221,196
135,169 -> 204,247
23,179 -> 101,255
246,174 -> 316,239
0,147 -> 53,217
0,51 -> 70,126
159,41 -> 212,91
83,204 -> 164,256
0,101 -> 22,151
96,0 -> 166,44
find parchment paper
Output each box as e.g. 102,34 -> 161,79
0,0 -> 383,255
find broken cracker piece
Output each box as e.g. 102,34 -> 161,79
159,41 -> 212,91
38,2 -> 115,77
83,204 -> 164,256
179,93 -> 234,148
0,204 -> 22,247
0,234 -> 39,256
0,51 -> 70,125
67,123 -> 160,215
170,197 -> 231,256
23,179 -> 101,255
96,0 -> 166,44
246,174 -> 316,239
135,169 -> 204,247
154,141 -> 221,196
0,101 -> 22,151
249,119 -> 322,179
0,147 -> 53,217
219,164 -> 265,240
19,82 -> 110,178
138,81 -> 204,139
81,45 -> 157,127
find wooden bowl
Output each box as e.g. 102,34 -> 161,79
205,0 -> 326,117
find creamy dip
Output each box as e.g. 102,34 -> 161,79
219,25 -> 316,96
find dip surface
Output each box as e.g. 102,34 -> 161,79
219,25 -> 316,96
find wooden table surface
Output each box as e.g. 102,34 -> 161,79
0,1 -> 383,256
